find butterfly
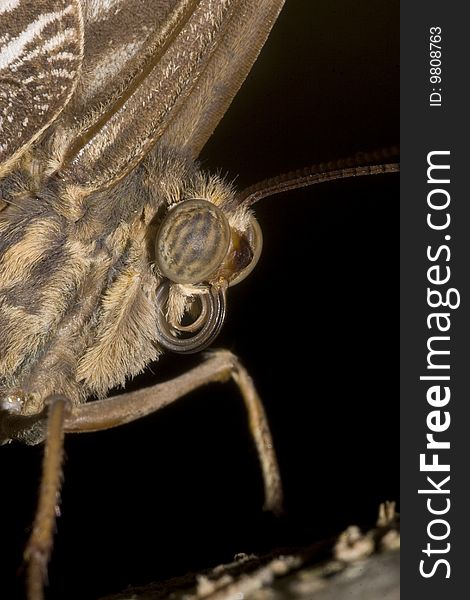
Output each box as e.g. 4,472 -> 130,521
0,3 -> 398,596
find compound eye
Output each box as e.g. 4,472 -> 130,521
155,199 -> 231,284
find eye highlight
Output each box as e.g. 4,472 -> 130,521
155,199 -> 231,284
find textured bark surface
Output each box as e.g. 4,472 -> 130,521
99,507 -> 400,600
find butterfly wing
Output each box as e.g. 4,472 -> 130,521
46,0 -> 285,191
0,0 -> 83,175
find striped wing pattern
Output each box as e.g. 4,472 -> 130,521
0,0 -> 83,174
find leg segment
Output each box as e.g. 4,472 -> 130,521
64,350 -> 283,514
24,396 -> 68,600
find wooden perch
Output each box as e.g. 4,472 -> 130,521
99,503 -> 400,600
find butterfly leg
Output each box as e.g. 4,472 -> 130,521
64,350 -> 283,514
24,396 -> 68,600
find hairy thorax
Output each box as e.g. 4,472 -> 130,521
0,147 -> 240,439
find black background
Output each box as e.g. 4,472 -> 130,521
2,2 -> 399,599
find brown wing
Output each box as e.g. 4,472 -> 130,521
0,0 -> 83,175
50,0 -> 285,192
